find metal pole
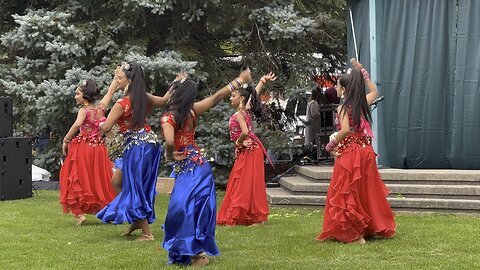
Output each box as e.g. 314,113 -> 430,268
349,8 -> 359,60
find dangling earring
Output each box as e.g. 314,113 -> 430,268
123,83 -> 130,94
341,88 -> 345,99
239,102 -> 244,110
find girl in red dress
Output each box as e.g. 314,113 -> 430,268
217,72 -> 276,226
60,78 -> 118,225
317,59 -> 396,244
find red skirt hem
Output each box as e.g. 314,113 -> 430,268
317,144 -> 396,243
59,139 -> 116,216
217,145 -> 269,226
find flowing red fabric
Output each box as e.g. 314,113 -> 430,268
316,142 -> 396,243
60,138 -> 116,216
217,144 -> 269,226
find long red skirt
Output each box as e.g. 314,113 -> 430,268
59,138 -> 116,216
217,145 -> 269,226
317,144 -> 396,243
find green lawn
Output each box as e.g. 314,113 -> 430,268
0,190 -> 479,269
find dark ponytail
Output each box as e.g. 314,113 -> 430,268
167,78 -> 198,130
238,84 -> 262,119
123,62 -> 148,130
339,68 -> 372,129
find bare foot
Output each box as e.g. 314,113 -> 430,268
350,236 -> 366,245
249,221 -> 265,227
191,252 -> 209,267
75,214 -> 86,226
121,224 -> 141,236
135,234 -> 154,241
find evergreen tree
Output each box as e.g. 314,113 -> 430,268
0,0 -> 346,178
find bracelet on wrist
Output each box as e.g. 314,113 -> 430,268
234,78 -> 243,88
235,139 -> 243,147
360,68 -> 371,82
228,82 -> 235,92
325,138 -> 339,152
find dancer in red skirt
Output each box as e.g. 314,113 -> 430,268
60,78 -> 118,225
317,59 -> 396,244
217,72 -> 276,226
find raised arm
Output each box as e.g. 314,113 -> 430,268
254,72 -> 277,95
99,102 -> 123,132
62,108 -> 87,155
351,58 -> 378,106
147,91 -> 172,108
98,76 -> 120,109
193,69 -> 252,116
246,72 -> 277,110
148,71 -> 187,108
98,66 -> 122,108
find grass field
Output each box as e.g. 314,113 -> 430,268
0,190 -> 479,269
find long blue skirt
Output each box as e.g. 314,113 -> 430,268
96,141 -> 161,224
162,147 -> 220,265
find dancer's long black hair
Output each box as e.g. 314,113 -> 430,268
78,79 -> 100,103
238,84 -> 262,120
339,68 -> 372,129
167,78 -> 198,130
122,62 -> 148,130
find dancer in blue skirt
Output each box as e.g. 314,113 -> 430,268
96,62 -> 170,241
160,69 -> 252,266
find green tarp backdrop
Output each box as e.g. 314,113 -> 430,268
348,0 -> 480,169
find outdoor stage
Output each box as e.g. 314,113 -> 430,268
267,165 -> 480,214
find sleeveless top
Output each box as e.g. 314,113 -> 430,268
116,97 -> 157,152
76,105 -> 106,146
229,110 -> 274,167
116,97 -> 152,133
161,110 -> 206,175
335,107 -> 373,153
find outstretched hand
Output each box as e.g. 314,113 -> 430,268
350,58 -> 363,69
262,72 -> 277,82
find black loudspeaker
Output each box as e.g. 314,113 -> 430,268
0,97 -> 13,138
0,137 -> 33,200
316,134 -> 331,160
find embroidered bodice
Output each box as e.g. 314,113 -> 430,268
229,110 -> 254,142
161,112 -> 197,151
161,110 -> 205,175
75,105 -> 106,146
334,107 -> 373,153
116,97 -> 152,133
228,110 -> 274,167
335,107 -> 373,138
79,105 -> 106,137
